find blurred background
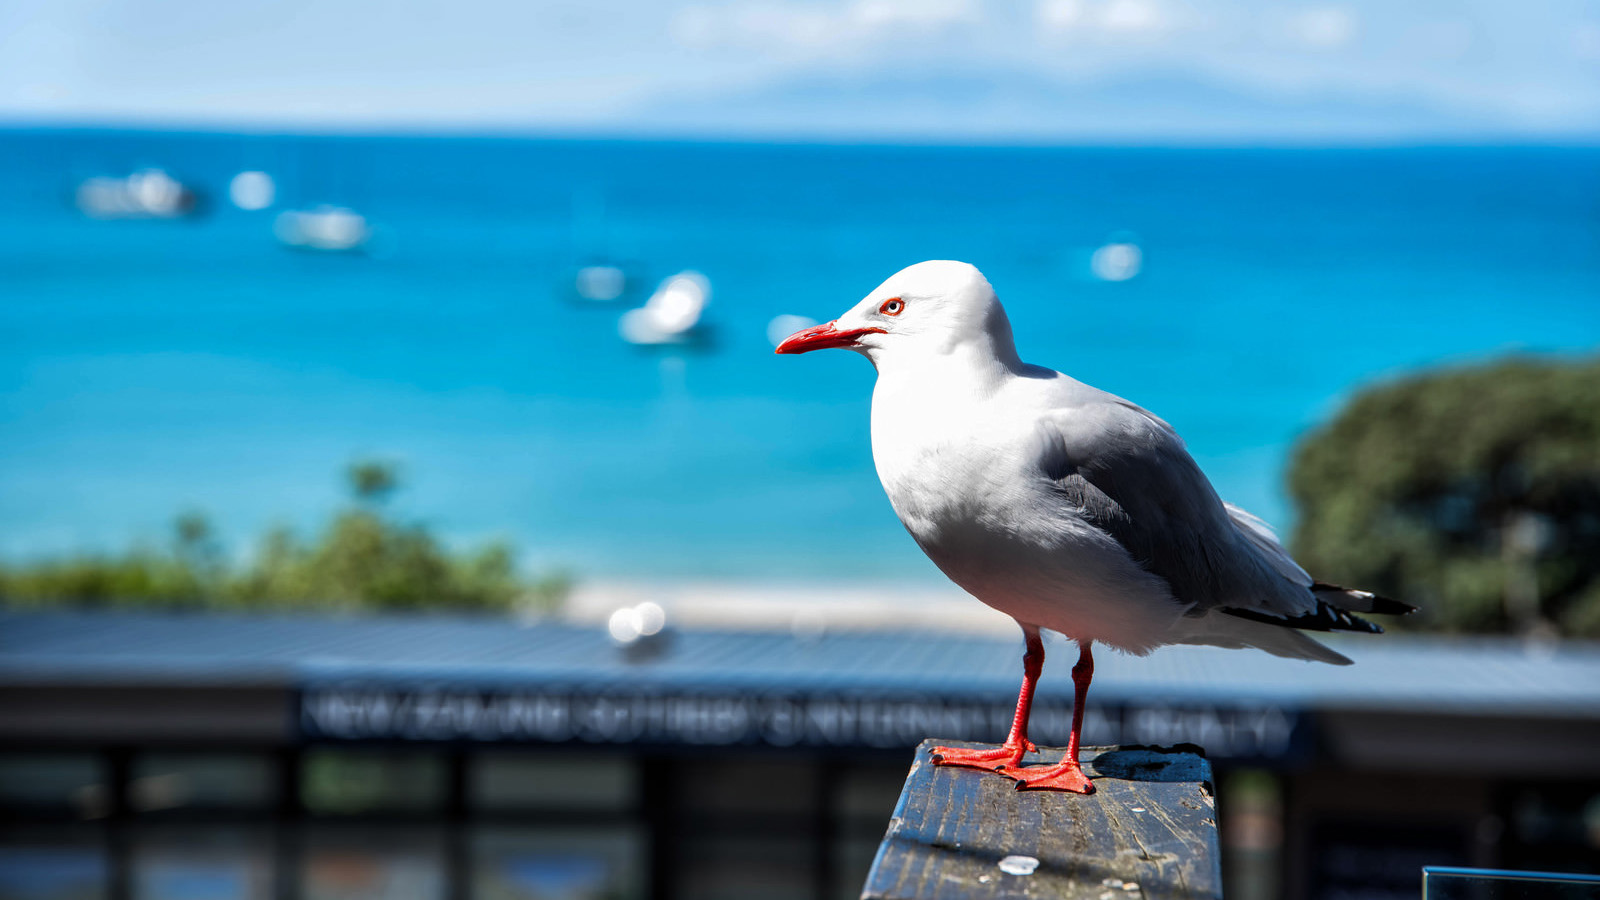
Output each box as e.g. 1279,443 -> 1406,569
2,1 -> 1598,899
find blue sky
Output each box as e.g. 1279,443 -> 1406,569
3,0 -> 1598,141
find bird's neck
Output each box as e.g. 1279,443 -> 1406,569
872,349 -> 1022,445
873,331 -> 1024,401
869,341 -> 1025,516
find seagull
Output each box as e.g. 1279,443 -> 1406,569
776,260 -> 1413,793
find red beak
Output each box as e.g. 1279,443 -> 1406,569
774,321 -> 886,355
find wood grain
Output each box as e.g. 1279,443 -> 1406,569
861,741 -> 1221,900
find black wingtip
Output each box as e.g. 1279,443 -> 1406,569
1221,604 -> 1386,635
1378,597 -> 1419,616
1311,581 -> 1418,616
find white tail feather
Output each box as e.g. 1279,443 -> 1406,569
1170,610 -> 1353,665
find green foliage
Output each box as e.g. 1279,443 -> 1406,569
0,461 -> 569,616
346,459 -> 400,506
1288,356 -> 1600,637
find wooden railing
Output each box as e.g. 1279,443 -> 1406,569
861,740 -> 1221,900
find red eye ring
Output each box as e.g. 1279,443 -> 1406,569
879,298 -> 905,316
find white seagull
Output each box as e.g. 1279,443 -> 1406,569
776,260 -> 1412,793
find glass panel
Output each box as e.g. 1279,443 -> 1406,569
131,828 -> 273,900
130,754 -> 275,813
1423,867 -> 1600,900
302,828 -> 444,900
0,828 -> 105,900
470,753 -> 633,813
301,751 -> 445,815
0,755 -> 105,819
472,828 -> 641,900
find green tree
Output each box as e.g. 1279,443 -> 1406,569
0,460 -> 568,616
1288,356 -> 1600,638
0,512 -> 223,611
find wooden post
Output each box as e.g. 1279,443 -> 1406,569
861,741 -> 1221,900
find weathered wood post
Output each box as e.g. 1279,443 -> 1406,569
861,740 -> 1222,900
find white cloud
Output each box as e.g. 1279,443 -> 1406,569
853,0 -> 978,29
1100,0 -> 1171,34
1288,7 -> 1358,49
1036,0 -> 1084,31
671,0 -> 980,53
671,4 -> 834,49
1035,0 -> 1180,40
1,0 -> 1596,140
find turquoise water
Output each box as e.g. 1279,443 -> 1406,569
2,130 -> 1597,579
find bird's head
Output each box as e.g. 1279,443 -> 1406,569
774,260 -> 1018,369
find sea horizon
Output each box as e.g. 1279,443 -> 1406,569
9,120 -> 1600,149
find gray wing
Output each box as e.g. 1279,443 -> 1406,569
1031,395 -> 1318,619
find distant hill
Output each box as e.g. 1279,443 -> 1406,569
626,67 -> 1538,144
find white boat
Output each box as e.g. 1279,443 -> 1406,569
274,205 -> 370,253
574,264 -> 629,302
619,271 -> 712,346
76,169 -> 200,219
1090,239 -> 1143,282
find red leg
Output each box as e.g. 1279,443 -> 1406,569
1013,640 -> 1095,793
932,624 -> 1042,772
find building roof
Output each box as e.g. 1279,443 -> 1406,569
3,610 -> 1598,717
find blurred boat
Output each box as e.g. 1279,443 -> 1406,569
75,169 -> 201,219
619,271 -> 712,346
573,263 -> 630,302
274,205 -> 370,252
1090,238 -> 1143,282
229,171 -> 276,211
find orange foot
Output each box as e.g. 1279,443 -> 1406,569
1013,759 -> 1095,794
930,741 -> 1035,772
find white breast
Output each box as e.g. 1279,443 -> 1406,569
870,372 -> 1184,654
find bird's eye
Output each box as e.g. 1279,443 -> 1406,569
879,298 -> 905,316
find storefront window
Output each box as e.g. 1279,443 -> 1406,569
130,754 -> 274,813
678,833 -> 812,900
470,752 -> 633,813
302,828 -> 444,900
0,755 -> 105,820
131,828 -> 273,900
471,829 -> 640,900
0,828 -> 105,900
679,758 -> 818,818
302,752 -> 445,815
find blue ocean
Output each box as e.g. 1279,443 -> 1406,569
2,129 -> 1596,580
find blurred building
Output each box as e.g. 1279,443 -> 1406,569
2,612 -> 1598,900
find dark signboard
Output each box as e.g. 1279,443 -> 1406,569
299,683 -> 1308,762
